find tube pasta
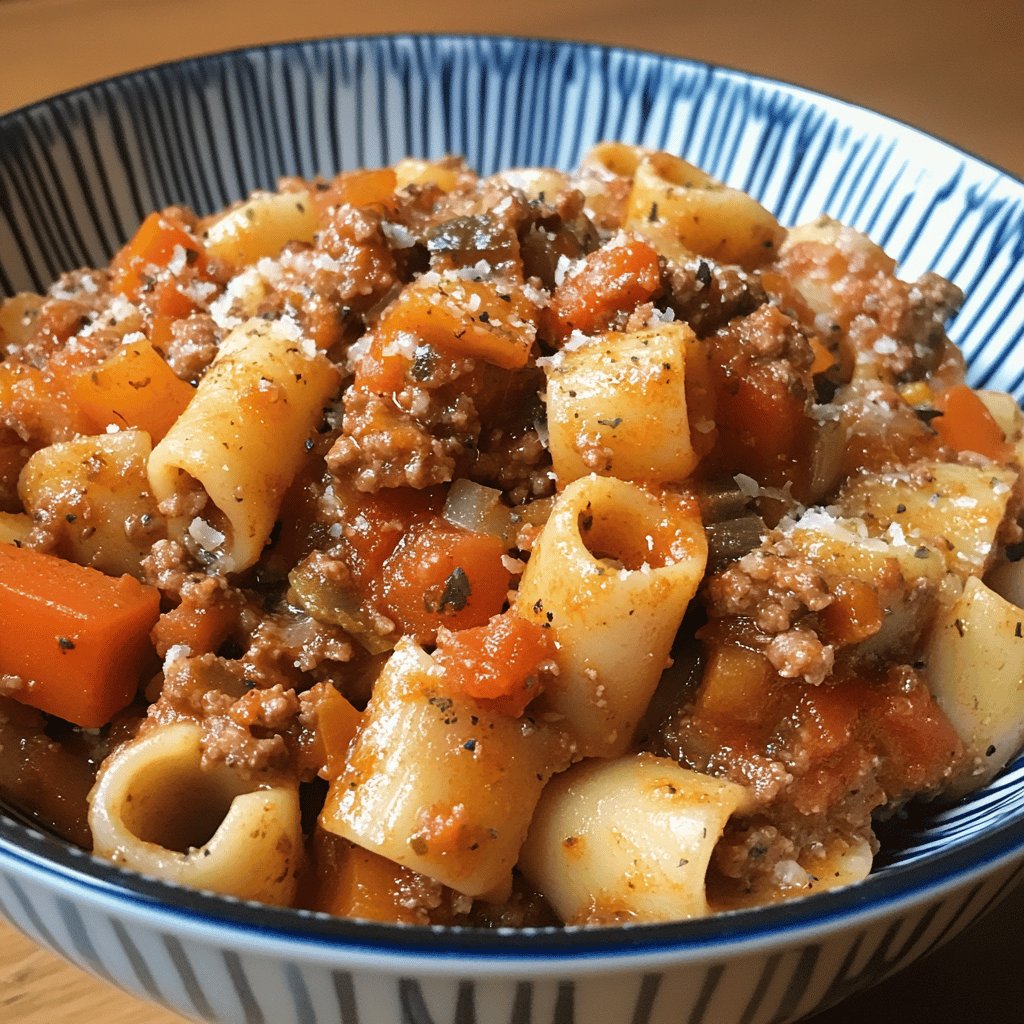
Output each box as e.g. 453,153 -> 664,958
624,151 -> 785,269
519,753 -> 753,924
18,429 -> 162,578
515,475 -> 707,757
88,722 -> 302,905
148,317 -> 340,573
922,576 -> 1024,795
321,639 -> 574,900
544,322 -> 701,485
839,461 -> 1016,578
393,157 -> 465,193
203,190 -> 317,267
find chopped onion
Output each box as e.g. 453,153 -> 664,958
442,479 -> 514,540
289,555 -> 395,655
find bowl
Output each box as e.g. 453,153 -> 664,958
3,33 -> 1024,1024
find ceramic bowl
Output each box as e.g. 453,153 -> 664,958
2,34 -> 1024,1024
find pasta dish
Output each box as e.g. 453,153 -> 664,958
1,145 -> 1023,925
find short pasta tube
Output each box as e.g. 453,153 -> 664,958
148,317 -> 340,573
89,722 -> 302,905
320,639 -> 574,900
922,576 -> 1024,795
839,461 -> 1016,579
203,190 -> 318,268
519,753 -> 753,924
625,151 -> 785,269
515,474 -> 707,757
19,429 -> 163,578
545,322 -> 701,484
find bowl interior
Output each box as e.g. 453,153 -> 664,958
2,33 -> 1024,951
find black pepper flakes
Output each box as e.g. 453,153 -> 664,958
57,636 -> 76,652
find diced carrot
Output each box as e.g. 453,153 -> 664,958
297,829 -> 425,924
696,644 -> 774,723
341,486 -> 445,586
378,278 -> 537,371
353,328 -> 415,395
432,611 -> 554,716
374,517 -> 511,641
819,579 -> 883,646
808,335 -> 837,375
310,685 -> 362,780
0,545 -> 160,728
150,597 -> 237,659
111,211 -> 206,300
545,237 -> 661,342
67,338 -> 195,440
932,384 -> 1010,462
0,361 -> 87,443
313,168 -> 398,216
708,362 -> 814,492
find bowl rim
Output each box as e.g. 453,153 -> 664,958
2,31 -> 1022,189
2,31 -> 1024,963
3,795 -> 1023,963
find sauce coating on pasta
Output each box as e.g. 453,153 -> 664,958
1,146 -> 1022,924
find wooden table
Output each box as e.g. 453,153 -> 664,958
1,1 -> 1023,1021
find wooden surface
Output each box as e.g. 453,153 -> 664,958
1,1 -> 1023,1022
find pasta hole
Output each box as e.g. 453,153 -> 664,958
578,508 -> 667,571
119,761 -> 244,854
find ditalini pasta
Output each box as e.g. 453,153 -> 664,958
89,722 -> 302,905
515,475 -> 707,757
519,754 -> 753,923
148,317 -> 340,573
1,143 -> 1022,927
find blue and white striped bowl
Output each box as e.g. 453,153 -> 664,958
2,34 -> 1024,1024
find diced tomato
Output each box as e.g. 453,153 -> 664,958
932,384 -> 1011,462
545,237 -> 661,342
433,611 -> 555,716
374,517 -> 511,641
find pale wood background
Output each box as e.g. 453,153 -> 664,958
1,1 -> 1023,1022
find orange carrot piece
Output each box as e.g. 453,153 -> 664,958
820,578 -> 884,646
150,598 -> 236,659
808,335 -> 837,375
432,611 -> 554,716
313,168 -> 398,216
374,517 -> 511,641
111,211 -> 206,299
310,686 -> 363,781
696,645 -> 774,724
932,384 -> 1010,461
545,237 -> 661,342
67,338 -> 195,440
0,545 -> 160,728
297,829 -> 424,924
377,278 -> 537,372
